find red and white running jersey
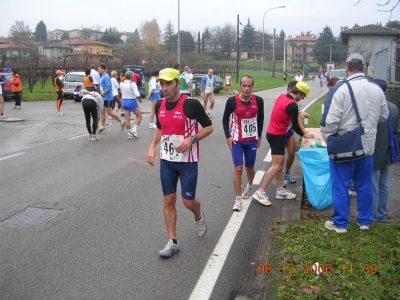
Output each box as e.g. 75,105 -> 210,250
158,95 -> 199,162
230,94 -> 259,142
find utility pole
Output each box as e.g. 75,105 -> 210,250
236,14 -> 240,84
272,28 -> 276,78
329,44 -> 332,62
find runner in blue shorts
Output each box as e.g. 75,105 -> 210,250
147,68 -> 213,258
147,70 -> 160,129
222,75 -> 264,211
120,71 -> 142,139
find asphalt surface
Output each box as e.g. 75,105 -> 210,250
2,81 -> 396,300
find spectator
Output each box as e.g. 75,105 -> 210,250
371,79 -> 400,223
321,53 -> 389,233
11,69 -> 22,109
327,77 -> 340,89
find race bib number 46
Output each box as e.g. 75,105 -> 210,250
161,135 -> 184,162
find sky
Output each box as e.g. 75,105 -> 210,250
1,0 -> 398,39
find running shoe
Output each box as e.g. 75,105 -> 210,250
283,172 -> 296,184
241,184 -> 252,199
149,123 -> 157,129
58,112 -> 64,116
159,239 -> 180,258
55,112 -> 59,115
17,106 -> 22,109
128,130 -> 134,139
90,135 -> 100,141
357,222 -> 369,230
207,112 -> 212,118
98,126 -> 106,133
109,116 -> 114,120
121,112 -> 124,117
233,198 -> 242,212
252,189 -> 271,206
120,120 -> 125,131
276,188 -> 296,199
195,210 -> 207,237
324,221 -> 347,233
132,130 -> 138,138
0,115 -> 8,119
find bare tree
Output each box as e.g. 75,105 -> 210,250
354,0 -> 400,21
9,21 -> 31,42
349,40 -> 384,75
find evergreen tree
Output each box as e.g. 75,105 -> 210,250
386,20 -> 400,30
168,31 -> 195,53
34,21 -> 47,41
241,18 -> 256,51
313,26 -> 341,66
61,32 -> 69,41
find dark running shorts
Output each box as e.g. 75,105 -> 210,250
266,132 -> 286,155
103,100 -> 115,108
160,160 -> 198,200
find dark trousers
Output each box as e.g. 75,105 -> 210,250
82,98 -> 98,135
14,92 -> 21,106
74,95 -> 83,102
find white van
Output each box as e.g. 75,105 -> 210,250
329,69 -> 346,80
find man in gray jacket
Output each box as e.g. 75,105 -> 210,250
320,53 -> 389,233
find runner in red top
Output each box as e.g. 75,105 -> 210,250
222,75 -> 264,211
252,82 -> 314,206
147,68 -> 213,259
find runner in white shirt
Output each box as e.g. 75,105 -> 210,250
200,69 -> 216,118
294,70 -> 304,82
120,71 -> 142,139
90,64 -> 101,91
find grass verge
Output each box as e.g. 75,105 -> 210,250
274,96 -> 400,299
274,219 -> 400,299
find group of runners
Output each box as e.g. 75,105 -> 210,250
15,64 -> 311,258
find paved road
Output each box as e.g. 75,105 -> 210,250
0,81 -> 327,299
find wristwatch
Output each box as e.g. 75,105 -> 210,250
191,136 -> 198,144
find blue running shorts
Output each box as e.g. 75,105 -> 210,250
231,140 -> 258,168
122,99 -> 139,112
284,126 -> 294,143
160,160 -> 198,200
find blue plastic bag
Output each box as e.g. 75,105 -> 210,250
297,148 -> 332,210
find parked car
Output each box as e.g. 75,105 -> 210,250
123,65 -> 146,98
192,74 -> 224,94
63,71 -> 85,97
1,73 -> 23,98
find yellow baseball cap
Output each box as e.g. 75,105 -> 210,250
156,68 -> 180,82
295,82 -> 310,99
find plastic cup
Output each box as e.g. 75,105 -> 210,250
304,118 -> 309,125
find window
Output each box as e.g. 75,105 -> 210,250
396,47 -> 400,82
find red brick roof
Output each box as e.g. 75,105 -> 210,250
287,36 -> 317,42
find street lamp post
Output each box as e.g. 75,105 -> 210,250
177,0 -> 180,65
262,5 -> 285,82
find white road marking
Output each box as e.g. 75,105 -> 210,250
264,149 -> 272,162
0,152 -> 26,161
189,198 -> 252,300
253,170 -> 265,186
69,134 -> 88,140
